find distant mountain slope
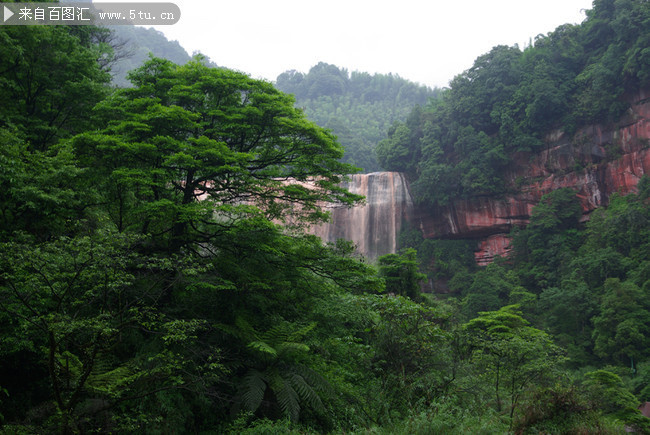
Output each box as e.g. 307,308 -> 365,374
108,26 -> 192,87
276,63 -> 439,172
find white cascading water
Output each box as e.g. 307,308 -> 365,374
310,171 -> 413,260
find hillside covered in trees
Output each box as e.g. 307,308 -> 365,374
107,26 -> 192,87
378,0 -> 650,207
276,64 -> 437,172
1,0 -> 650,433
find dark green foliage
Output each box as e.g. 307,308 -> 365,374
0,132 -> 91,240
0,233 -> 224,433
592,278 -> 650,365
397,224 -> 477,293
516,183 -> 650,371
461,264 -> 529,320
377,248 -> 426,299
225,319 -> 330,422
511,188 -> 584,290
378,0 -> 650,207
4,5 -> 650,432
512,385 -> 606,434
0,26 -> 111,150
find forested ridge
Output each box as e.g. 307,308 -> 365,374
106,26 -> 192,88
1,1 -> 650,434
276,64 -> 437,172
378,0 -> 650,208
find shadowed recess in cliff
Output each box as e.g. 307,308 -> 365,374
311,172 -> 413,260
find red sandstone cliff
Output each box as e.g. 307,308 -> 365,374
412,90 -> 650,265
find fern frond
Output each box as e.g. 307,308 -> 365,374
215,322 -> 244,340
261,323 -> 292,345
288,322 -> 316,342
86,365 -> 133,396
271,372 -> 300,421
235,317 -> 258,340
293,364 -> 334,395
247,340 -> 278,358
240,369 -> 267,413
55,351 -> 83,379
276,342 -> 310,358
216,317 -> 258,342
288,373 -> 325,414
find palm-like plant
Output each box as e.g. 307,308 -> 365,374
223,318 -> 331,421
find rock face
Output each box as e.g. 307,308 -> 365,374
311,172 -> 413,260
412,90 -> 650,264
310,91 -> 650,265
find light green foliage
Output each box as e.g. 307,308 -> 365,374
582,369 -> 650,431
276,63 -> 438,172
73,57 -> 361,252
464,306 -> 565,425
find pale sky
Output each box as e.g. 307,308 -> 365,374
148,0 -> 594,89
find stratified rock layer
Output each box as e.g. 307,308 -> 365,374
310,92 -> 650,265
311,172 -> 413,260
412,90 -> 650,264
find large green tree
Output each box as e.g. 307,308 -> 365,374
72,57 -> 361,253
464,306 -> 564,427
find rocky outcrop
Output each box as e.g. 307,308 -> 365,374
412,90 -> 650,263
311,172 -> 413,260
309,92 -> 650,264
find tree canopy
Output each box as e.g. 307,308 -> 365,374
276,62 -> 438,172
3,2 -> 650,433
378,0 -> 650,207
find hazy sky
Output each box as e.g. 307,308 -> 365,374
149,0 -> 595,88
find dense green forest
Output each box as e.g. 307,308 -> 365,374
1,0 -> 650,433
276,64 -> 437,172
377,0 -> 650,207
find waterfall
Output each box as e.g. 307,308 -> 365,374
311,171 -> 413,260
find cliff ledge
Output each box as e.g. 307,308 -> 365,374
411,90 -> 650,265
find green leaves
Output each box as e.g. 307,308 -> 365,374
74,57 -> 362,252
0,26 -> 111,150
464,306 -> 565,421
378,0 -> 650,208
224,318 -> 329,422
377,248 -> 425,299
276,63 -> 436,172
592,278 -> 650,363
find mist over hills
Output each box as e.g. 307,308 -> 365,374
109,29 -> 436,171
